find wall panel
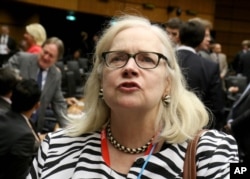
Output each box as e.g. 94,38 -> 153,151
214,0 -> 250,63
77,0 -> 125,17
17,0 -> 78,11
16,0 -> 216,23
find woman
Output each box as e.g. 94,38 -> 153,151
27,15 -> 239,179
24,23 -> 47,54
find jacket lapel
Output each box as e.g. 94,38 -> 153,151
41,67 -> 55,98
29,58 -> 39,80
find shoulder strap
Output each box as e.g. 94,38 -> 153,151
183,129 -> 207,179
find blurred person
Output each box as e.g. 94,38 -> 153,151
0,25 -> 17,67
6,37 -> 67,133
189,17 -> 213,60
238,50 -> 250,83
210,43 -> 228,90
177,20 -> 225,130
24,23 -> 47,54
232,40 -> 250,73
28,15 -> 238,179
18,39 -> 28,52
210,43 -> 228,79
71,48 -> 91,72
0,79 -> 41,179
80,31 -> 90,58
163,17 -> 183,48
0,67 -> 20,113
224,82 -> 250,164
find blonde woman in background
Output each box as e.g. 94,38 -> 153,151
24,23 -> 47,54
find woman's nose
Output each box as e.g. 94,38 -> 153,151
124,57 -> 138,68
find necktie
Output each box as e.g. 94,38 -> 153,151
31,68 -> 43,123
37,68 -> 44,90
216,54 -> 219,63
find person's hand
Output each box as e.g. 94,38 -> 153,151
66,97 -> 79,106
67,106 -> 83,115
228,86 -> 239,93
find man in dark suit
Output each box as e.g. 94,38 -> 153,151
0,67 -> 20,113
238,51 -> 250,83
0,25 -> 17,67
232,40 -> 249,73
0,79 -> 41,179
224,83 -> 250,164
176,21 -> 224,130
6,37 -> 68,133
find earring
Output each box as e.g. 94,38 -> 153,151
99,88 -> 104,99
163,95 -> 171,105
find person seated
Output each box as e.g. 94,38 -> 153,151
0,79 -> 41,179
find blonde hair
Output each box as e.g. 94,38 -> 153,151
26,23 -> 47,46
66,15 -> 210,143
188,17 -> 213,30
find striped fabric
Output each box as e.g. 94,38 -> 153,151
27,129 -> 239,179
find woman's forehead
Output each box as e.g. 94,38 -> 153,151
110,27 -> 163,52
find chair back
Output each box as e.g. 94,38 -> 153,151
78,58 -> 89,72
225,75 -> 248,93
67,61 -> 83,86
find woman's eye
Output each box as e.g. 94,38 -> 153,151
140,56 -> 155,64
110,55 -> 125,63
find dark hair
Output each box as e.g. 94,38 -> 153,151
0,67 -> 19,96
42,37 -> 64,60
11,79 -> 41,113
163,17 -> 183,29
179,21 -> 205,48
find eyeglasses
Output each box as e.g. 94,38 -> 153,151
102,51 -> 170,69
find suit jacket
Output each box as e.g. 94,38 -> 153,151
7,36 -> 17,56
233,50 -> 247,73
0,97 -> 10,113
238,51 -> 250,83
7,52 -> 67,132
0,35 -> 16,55
210,52 -> 228,79
227,83 -> 250,161
0,110 -> 35,179
177,49 -> 224,129
0,35 -> 16,67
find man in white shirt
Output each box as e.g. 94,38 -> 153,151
0,25 -> 17,67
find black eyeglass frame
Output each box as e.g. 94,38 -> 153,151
101,51 -> 171,69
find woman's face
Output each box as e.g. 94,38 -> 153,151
199,28 -> 211,51
101,27 -> 170,111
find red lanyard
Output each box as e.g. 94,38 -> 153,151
101,129 -> 153,167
